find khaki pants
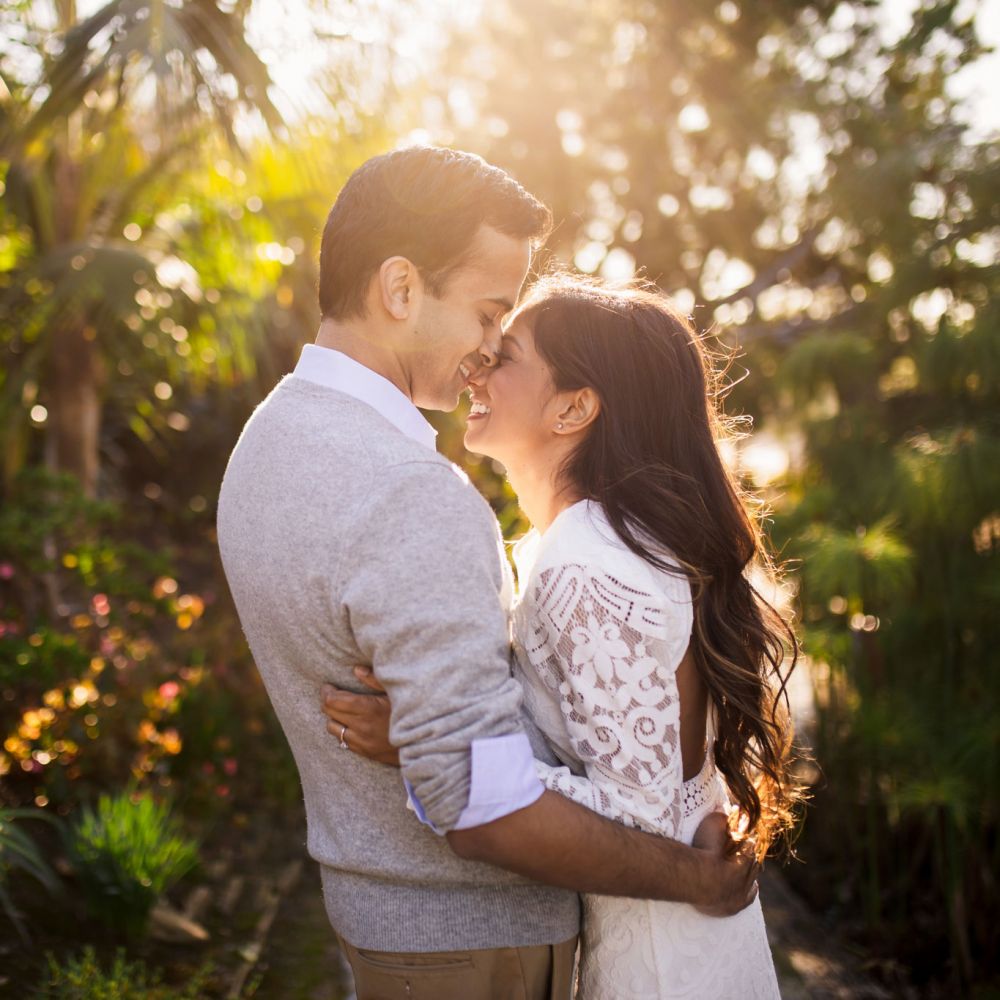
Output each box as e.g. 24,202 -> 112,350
338,935 -> 578,1000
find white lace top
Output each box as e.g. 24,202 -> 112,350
512,499 -> 716,842
512,501 -> 781,999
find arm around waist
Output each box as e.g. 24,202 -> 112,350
447,789 -> 758,915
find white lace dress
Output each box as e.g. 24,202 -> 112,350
511,501 -> 779,1000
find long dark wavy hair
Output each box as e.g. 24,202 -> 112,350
511,273 -> 802,854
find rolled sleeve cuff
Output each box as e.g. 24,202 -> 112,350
404,732 -> 544,835
403,776 -> 444,835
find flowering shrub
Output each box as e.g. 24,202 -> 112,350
0,471 -> 214,811
2,470 -> 300,820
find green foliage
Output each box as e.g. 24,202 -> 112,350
0,0 -> 391,494
798,520 -> 914,608
780,333 -> 877,405
36,947 -> 213,1000
0,461 -> 295,829
0,807 -> 63,942
67,792 -> 198,939
0,468 -> 187,805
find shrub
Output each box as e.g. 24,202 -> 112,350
35,946 -> 213,999
67,792 -> 198,939
0,467 -> 280,820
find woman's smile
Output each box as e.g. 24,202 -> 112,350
468,396 -> 492,420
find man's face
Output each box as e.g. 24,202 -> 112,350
409,225 -> 532,411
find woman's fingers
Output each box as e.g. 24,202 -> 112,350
321,685 -> 381,720
319,685 -> 389,736
319,678 -> 396,764
353,666 -> 387,692
324,708 -> 396,763
325,714 -> 375,745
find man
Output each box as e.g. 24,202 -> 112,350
217,146 -> 756,1000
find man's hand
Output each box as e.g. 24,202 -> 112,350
321,668 -> 399,765
691,811 -> 760,917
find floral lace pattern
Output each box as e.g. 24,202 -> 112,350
517,562 -> 690,838
511,501 -> 780,999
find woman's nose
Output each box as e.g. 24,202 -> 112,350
478,336 -> 501,370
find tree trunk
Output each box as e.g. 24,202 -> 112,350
46,321 -> 103,498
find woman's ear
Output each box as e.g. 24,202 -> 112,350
377,256 -> 421,320
555,387 -> 601,435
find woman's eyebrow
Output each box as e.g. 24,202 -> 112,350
502,332 -> 523,353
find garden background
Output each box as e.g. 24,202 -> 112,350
0,0 -> 997,996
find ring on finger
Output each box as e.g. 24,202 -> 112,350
338,724 -> 349,750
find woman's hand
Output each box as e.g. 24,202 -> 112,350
321,667 -> 399,766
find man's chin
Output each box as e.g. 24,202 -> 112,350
415,389 -> 461,413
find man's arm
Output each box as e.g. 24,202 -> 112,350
448,790 -> 757,916
322,678 -> 756,915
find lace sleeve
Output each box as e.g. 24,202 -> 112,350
524,562 -> 692,839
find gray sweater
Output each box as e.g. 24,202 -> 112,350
217,376 -> 579,951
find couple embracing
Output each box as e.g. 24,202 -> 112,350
218,146 -> 798,999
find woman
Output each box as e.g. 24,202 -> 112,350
324,274 -> 800,998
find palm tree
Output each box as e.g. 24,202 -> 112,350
0,0 -> 282,496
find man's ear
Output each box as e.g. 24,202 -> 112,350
554,387 -> 601,435
377,256 -> 422,320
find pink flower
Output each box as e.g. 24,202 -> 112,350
223,758 -> 238,776
158,681 -> 180,701
0,564 -> 13,580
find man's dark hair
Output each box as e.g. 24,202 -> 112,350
318,146 -> 552,320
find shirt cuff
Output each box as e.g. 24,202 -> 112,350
403,776 -> 444,835
403,732 -> 545,835
454,731 -> 544,830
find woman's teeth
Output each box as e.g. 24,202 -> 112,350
469,401 -> 491,416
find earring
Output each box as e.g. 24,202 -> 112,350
556,422 -> 564,429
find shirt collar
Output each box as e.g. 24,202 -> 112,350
293,343 -> 438,452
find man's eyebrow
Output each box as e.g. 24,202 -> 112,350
485,296 -> 515,313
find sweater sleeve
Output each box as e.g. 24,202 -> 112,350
339,459 -> 536,833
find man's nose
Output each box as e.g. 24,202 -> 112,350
466,365 -> 488,389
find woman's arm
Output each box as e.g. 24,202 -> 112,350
524,561 -> 688,838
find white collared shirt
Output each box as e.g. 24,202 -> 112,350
293,343 -> 438,452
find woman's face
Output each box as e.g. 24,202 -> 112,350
463,318 -> 562,468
